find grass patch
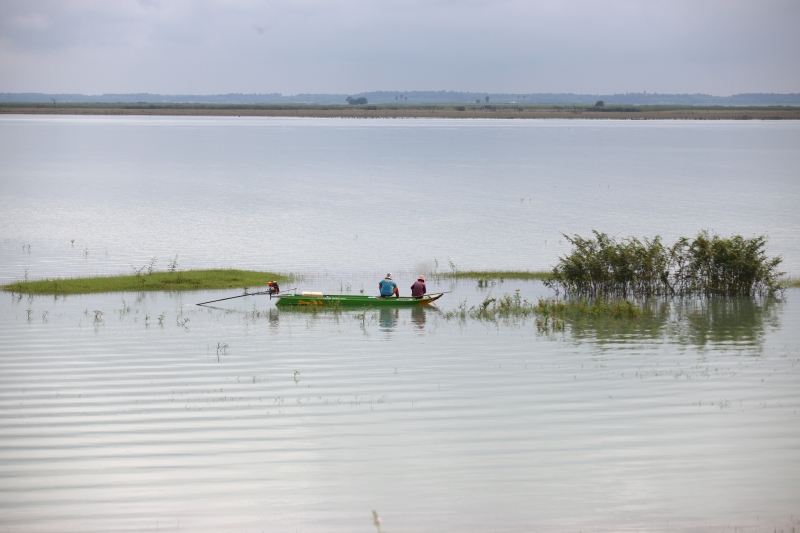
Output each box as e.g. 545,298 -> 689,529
436,270 -> 552,281
780,277 -> 800,288
2,269 -> 292,295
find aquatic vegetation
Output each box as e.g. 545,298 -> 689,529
435,289 -> 783,349
2,269 -> 292,295
435,270 -> 552,282
547,231 -> 784,298
444,291 -> 645,324
216,343 -> 229,360
372,510 -> 384,533
167,254 -> 179,272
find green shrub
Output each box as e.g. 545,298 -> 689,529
546,231 -> 783,297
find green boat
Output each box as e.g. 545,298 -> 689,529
275,292 -> 444,307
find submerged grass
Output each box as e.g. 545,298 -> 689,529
2,269 -> 292,295
436,270 -> 552,281
444,290 -> 646,326
780,277 -> 800,288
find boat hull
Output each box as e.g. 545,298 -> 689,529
275,293 -> 443,307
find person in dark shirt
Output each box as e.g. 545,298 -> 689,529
410,276 -> 426,298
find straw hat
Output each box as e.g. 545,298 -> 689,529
385,273 -> 393,280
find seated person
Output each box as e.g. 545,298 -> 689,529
410,275 -> 426,298
379,273 -> 399,298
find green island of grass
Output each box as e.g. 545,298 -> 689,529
2,269 -> 291,295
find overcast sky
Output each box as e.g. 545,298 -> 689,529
1,0 -> 798,96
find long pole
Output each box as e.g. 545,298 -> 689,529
196,288 -> 296,306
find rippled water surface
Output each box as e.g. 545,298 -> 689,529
1,117 -> 799,532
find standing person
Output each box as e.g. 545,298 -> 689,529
410,275 -> 426,298
379,273 -> 399,298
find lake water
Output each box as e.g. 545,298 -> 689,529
0,116 -> 799,532
1,116 -> 799,279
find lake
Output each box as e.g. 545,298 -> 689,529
0,116 -> 799,532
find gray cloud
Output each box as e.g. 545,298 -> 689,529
0,0 -> 798,94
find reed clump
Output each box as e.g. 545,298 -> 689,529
546,231 -> 783,298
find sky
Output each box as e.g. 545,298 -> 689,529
1,0 -> 799,96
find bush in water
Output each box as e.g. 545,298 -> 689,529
546,230 -> 783,298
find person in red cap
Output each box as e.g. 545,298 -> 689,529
410,275 -> 426,298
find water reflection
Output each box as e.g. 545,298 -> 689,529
379,308 -> 399,331
11,287 -> 786,353
275,305 -> 436,335
411,306 -> 427,331
668,296 -> 783,350
269,295 -> 784,351
561,296 -> 784,352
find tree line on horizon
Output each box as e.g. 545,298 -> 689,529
2,91 -> 799,106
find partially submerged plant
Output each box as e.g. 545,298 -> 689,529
445,291 -> 646,324
546,230 -> 783,298
447,257 -> 459,275
674,232 -> 783,295
372,510 -> 384,533
167,253 -> 179,272
476,277 -> 497,288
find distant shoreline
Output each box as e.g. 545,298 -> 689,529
3,103 -> 800,120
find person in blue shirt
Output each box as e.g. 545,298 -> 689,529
379,273 -> 399,298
